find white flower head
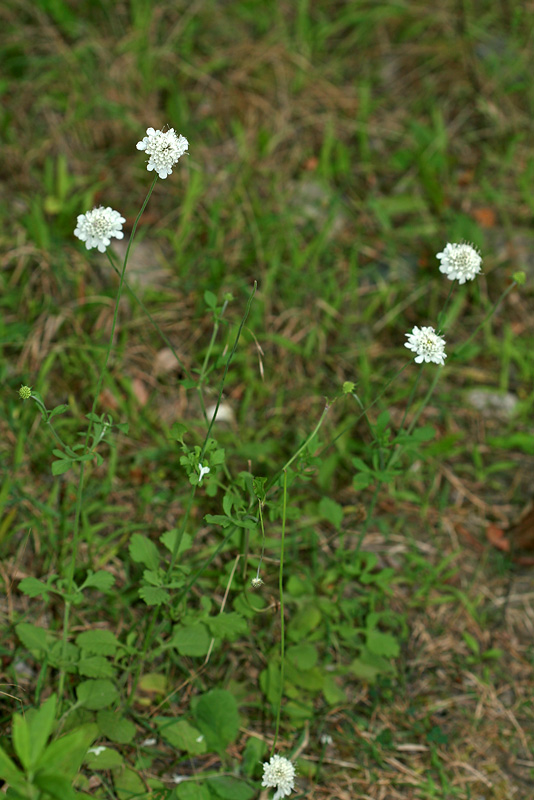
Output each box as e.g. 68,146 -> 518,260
74,206 -> 126,253
405,326 -> 447,366
136,127 -> 189,179
198,464 -> 210,484
262,754 -> 296,800
436,242 -> 482,284
251,576 -> 264,589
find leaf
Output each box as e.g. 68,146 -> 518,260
12,713 -> 31,770
366,629 -> 400,658
241,736 -> 266,778
78,656 -> 115,679
207,777 -> 255,800
76,629 -> 119,657
129,533 -> 160,570
36,724 -> 98,779
84,746 -> 124,770
318,497 -> 343,530
96,711 -> 136,744
15,622 -> 50,656
48,404 -> 69,419
175,783 -> 212,800
76,679 -> 119,710
205,613 -> 248,642
34,772 -> 78,800
139,585 -> 170,606
322,674 -> 347,705
25,695 -> 57,768
170,624 -> 211,657
156,719 -> 206,755
80,571 -> 115,592
160,529 -> 192,555
18,577 -> 51,600
0,744 -> 27,791
286,643 -> 318,670
113,766 -> 146,800
204,514 -> 231,528
52,459 -> 73,476
194,690 -> 239,754
204,290 -> 217,309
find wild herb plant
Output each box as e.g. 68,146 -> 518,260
1,123 -> 525,800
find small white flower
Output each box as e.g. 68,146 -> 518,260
198,464 -> 210,484
436,242 -> 482,284
320,733 -> 333,746
136,127 -> 189,179
405,326 -> 447,366
251,576 -> 264,588
262,754 -> 296,800
74,206 -> 126,253
141,737 -> 157,747
88,746 -> 107,756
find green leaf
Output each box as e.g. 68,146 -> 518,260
175,783 -> 212,800
207,776 -> 255,800
15,622 -> 50,656
48,641 -> 79,672
205,613 -> 248,642
84,746 -> 124,770
204,514 -> 231,528
80,571 -> 115,592
25,695 -> 57,768
322,674 -> 347,704
366,629 -> 400,658
76,629 -> 119,657
286,643 -> 318,670
160,529 -> 192,555
139,585 -> 170,606
319,496 -> 343,530
170,624 -> 211,657
12,714 -> 31,770
0,744 -> 26,791
36,724 -> 98,779
129,533 -> 160,570
287,603 -> 322,641
76,679 -> 118,710
48,404 -> 69,419
242,736 -> 266,777
156,718 -> 206,755
96,711 -> 136,744
78,656 -> 115,679
34,772 -> 77,800
113,766 -> 146,800
18,577 -> 51,599
194,689 -> 239,754
52,459 -> 73,476
204,290 -> 217,309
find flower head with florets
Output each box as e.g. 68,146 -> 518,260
74,207 -> 126,253
262,754 -> 296,800
405,326 -> 446,366
136,127 -> 189,179
436,242 -> 482,284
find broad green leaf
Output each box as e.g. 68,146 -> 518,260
80,571 -> 115,592
286,643 -> 318,670
287,603 -> 322,641
160,529 -> 192,555
0,744 -> 26,791
76,679 -> 118,710
156,718 -> 206,755
34,772 -> 77,800
76,629 -> 119,656
113,766 -> 146,800
242,736 -> 266,777
170,624 -> 211,657
139,585 -> 170,606
12,714 -> 31,770
259,662 -> 281,706
175,783 -> 212,800
129,533 -> 160,570
26,695 -> 57,768
52,459 -> 73,475
322,674 -> 347,705
18,577 -> 51,599
15,622 -> 50,655
318,496 -> 343,530
48,641 -> 79,672
84,746 -> 124,770
366,629 -> 399,658
78,656 -> 115,679
205,613 -> 248,642
204,290 -> 217,309
207,777 -> 255,800
194,690 -> 239,754
36,724 -> 98,779
96,711 -> 136,744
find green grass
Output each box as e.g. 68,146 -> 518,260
1,1 -> 534,799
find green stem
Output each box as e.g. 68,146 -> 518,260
271,469 -> 287,756
58,176 -> 158,702
452,281 -> 518,361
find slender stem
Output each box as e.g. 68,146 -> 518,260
58,177 -> 158,701
452,281 -> 517,361
271,469 -> 287,756
436,282 -> 455,335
